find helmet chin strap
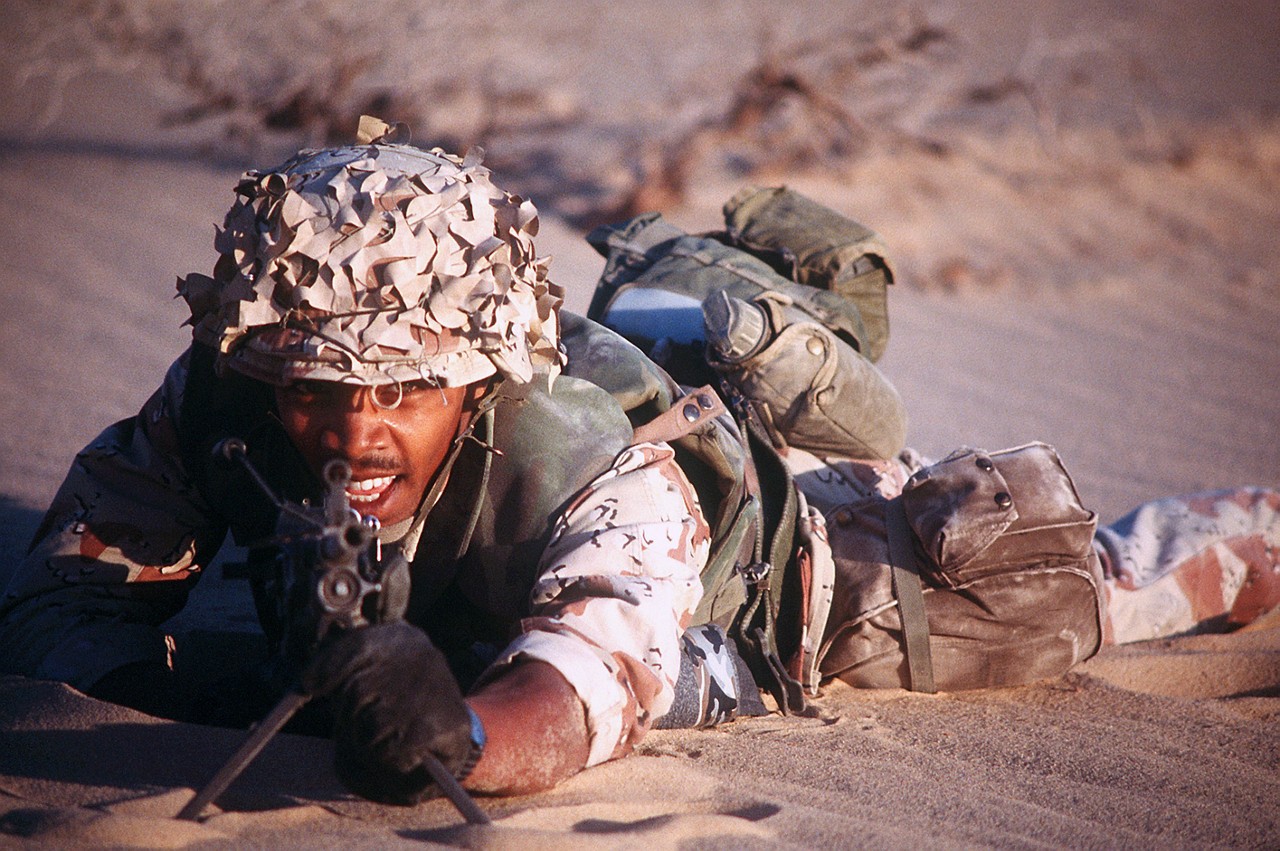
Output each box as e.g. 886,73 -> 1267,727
392,387 -> 499,573
400,375 -> 498,531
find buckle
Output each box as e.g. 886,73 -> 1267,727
738,561 -> 772,585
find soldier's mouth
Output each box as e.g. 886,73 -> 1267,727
346,475 -> 396,504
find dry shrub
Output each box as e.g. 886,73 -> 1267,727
11,0 -> 1230,238
604,10 -> 959,222
13,0 -> 571,151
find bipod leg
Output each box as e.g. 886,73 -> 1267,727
176,690 -> 310,821
174,691 -> 491,826
422,754 -> 491,825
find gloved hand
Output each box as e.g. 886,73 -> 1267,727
301,622 -> 480,805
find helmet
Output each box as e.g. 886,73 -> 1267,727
178,128 -> 563,389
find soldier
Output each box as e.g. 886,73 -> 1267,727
0,126 -> 752,803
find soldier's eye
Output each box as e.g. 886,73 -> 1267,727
283,380 -> 324,400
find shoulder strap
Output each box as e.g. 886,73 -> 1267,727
885,496 -> 936,693
592,214 -> 687,258
631,385 -> 726,445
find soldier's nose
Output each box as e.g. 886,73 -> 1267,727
319,389 -> 390,456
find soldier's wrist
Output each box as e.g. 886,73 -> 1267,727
454,704 -> 487,781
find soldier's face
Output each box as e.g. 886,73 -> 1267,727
275,380 -> 471,525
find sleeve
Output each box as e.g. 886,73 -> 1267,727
781,444 -> 916,513
484,441 -> 710,767
0,349 -> 228,691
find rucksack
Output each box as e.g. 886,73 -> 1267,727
586,188 -> 1105,699
584,187 -> 899,711
587,186 -> 893,372
586,187 -> 905,464
818,443 -> 1105,693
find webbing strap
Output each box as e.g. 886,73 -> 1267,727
606,217 -> 686,257
886,496 -> 936,693
631,385 -> 727,446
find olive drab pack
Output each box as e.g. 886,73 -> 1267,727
586,186 -> 892,371
587,186 -> 1105,701
585,186 -> 903,711
587,187 -> 906,464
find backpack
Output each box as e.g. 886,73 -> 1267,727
818,443 -> 1105,693
587,187 -> 905,463
586,188 -> 1105,699
586,186 -> 893,373
583,186 -> 899,710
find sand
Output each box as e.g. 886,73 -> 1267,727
1,1 -> 1277,847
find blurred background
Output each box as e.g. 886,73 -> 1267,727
1,0 -> 1278,566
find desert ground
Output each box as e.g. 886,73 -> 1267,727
1,1 -> 1278,847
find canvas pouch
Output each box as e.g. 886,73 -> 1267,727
702,291 -> 907,460
722,186 -> 894,362
816,442 -> 1105,691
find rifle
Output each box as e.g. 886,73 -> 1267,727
176,438 -> 489,825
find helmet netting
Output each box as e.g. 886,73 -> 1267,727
178,143 -> 563,387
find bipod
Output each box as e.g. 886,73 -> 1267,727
175,690 -> 491,825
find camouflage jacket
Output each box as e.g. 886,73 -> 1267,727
0,340 -> 710,768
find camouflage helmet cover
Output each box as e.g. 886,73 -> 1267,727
179,132 -> 563,388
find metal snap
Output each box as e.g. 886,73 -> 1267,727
806,337 -> 825,356
682,403 -> 700,422
696,393 -> 715,410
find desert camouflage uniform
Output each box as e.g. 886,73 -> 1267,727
485,441 -> 708,766
0,349 -> 715,768
781,445 -> 917,509
1,350 -> 210,691
1096,487 -> 1280,643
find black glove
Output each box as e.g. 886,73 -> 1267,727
301,622 -> 482,805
